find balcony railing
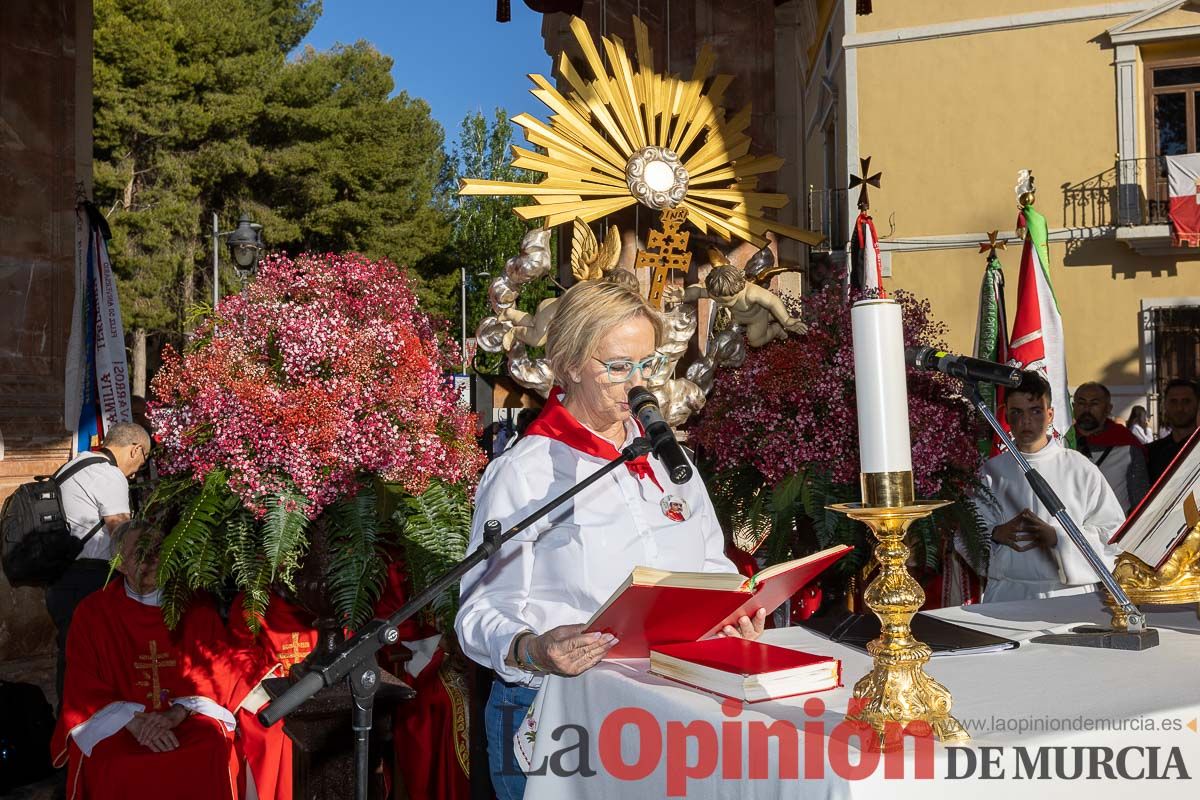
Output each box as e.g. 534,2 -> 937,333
1061,163 -> 1118,229
807,186 -> 848,251
811,159 -> 1171,241
1115,156 -> 1171,227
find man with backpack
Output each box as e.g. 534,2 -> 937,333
44,422 -> 150,703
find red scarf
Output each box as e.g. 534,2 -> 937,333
525,389 -> 663,492
1076,418 -> 1145,453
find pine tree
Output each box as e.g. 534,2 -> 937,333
93,1 -> 455,387
250,42 -> 451,266
93,0 -> 322,388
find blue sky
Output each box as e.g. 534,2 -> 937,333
297,1 -> 550,148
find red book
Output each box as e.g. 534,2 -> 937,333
584,544 -> 851,658
650,638 -> 842,703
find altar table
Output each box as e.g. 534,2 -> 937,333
521,594 -> 1200,799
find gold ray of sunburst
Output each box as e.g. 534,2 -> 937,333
458,15 -> 822,248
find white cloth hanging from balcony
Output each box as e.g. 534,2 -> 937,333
1165,153 -> 1200,247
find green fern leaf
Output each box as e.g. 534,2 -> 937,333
324,486 -> 388,629
159,575 -> 193,630
263,490 -> 311,584
156,470 -> 238,628
393,479 -> 472,633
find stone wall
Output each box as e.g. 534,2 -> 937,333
0,0 -> 92,660
541,0 -> 779,156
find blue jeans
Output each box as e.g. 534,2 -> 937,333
485,679 -> 538,800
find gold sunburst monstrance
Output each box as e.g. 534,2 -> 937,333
458,16 -> 821,248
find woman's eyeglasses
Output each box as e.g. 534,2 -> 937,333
593,354 -> 669,383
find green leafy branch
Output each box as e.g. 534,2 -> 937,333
387,479 -> 473,634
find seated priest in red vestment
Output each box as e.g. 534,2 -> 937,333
51,520 -> 239,800
393,636 -> 471,800
374,556 -> 471,800
225,592 -> 319,800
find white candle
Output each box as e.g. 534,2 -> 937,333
851,299 -> 913,474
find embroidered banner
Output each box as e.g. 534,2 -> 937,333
66,204 -> 132,452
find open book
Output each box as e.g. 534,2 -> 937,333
584,544 -> 851,658
650,638 -> 841,703
1109,427 -> 1200,569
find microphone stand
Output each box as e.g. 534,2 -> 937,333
258,437 -> 655,800
964,381 -> 1158,649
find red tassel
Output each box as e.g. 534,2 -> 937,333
497,0 -> 511,22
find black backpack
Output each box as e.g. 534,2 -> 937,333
1,455 -> 108,587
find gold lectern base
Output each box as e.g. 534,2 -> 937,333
1107,524 -> 1200,628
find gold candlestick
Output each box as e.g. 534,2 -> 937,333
829,470 -> 969,750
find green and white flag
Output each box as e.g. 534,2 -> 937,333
973,248 -> 1008,456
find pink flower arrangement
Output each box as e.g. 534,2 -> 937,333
150,252 -> 486,515
692,287 -> 982,499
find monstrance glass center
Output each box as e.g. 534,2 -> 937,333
643,160 -> 676,193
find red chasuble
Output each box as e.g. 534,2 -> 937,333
393,646 -> 470,800
51,581 -> 239,800
374,558 -> 470,800
227,593 -> 319,800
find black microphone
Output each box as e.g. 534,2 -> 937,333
905,346 -> 1025,388
627,387 -> 693,485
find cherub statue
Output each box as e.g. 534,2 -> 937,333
666,252 -> 807,347
496,219 -> 624,350
499,297 -> 558,350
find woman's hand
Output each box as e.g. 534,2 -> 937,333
528,624 -> 618,676
718,607 -> 767,641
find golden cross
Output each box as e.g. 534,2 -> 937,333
278,632 -> 312,670
134,640 -> 177,710
635,207 -> 693,309
978,230 -> 1008,256
848,156 -> 882,211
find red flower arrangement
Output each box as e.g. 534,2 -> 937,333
146,253 -> 486,629
693,287 -> 981,497
151,252 -> 485,515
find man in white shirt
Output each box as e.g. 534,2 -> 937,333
45,422 -> 150,704
972,374 -> 1125,602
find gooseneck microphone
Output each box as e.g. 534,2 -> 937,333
905,346 -> 1025,388
627,386 -> 693,485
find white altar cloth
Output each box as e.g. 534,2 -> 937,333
521,593 -> 1200,799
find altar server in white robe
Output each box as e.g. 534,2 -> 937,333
455,280 -> 764,800
973,372 -> 1126,603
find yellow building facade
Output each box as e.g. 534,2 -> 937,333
803,0 -> 1200,425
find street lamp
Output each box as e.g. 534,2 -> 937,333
227,214 -> 264,278
212,213 -> 265,312
460,267 -> 491,372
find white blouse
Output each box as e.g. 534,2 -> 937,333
455,419 -> 737,685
